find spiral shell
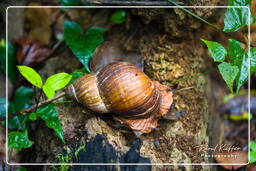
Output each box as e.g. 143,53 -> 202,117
66,62 -> 173,133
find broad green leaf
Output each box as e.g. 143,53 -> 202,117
70,68 -> 88,83
251,141 -> 256,151
35,104 -> 65,143
236,52 -> 249,93
64,21 -> 104,72
17,66 -> 43,88
110,10 -> 126,24
42,73 -> 72,98
6,86 -> 33,130
218,62 -> 239,92
0,39 -> 18,84
223,0 -> 254,32
250,47 -> 256,74
201,39 -> 227,62
227,39 -> 245,63
29,112 -> 37,121
250,151 -> 256,163
60,0 -> 80,6
8,130 -> 34,150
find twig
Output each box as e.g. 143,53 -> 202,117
0,92 -> 66,121
173,87 -> 194,93
83,0 -> 183,6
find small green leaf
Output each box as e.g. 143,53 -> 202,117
201,39 -> 227,62
0,39 -> 18,84
29,113 -> 37,121
64,21 -> 104,72
250,141 -> 256,151
35,104 -> 65,143
250,47 -> 256,74
60,0 -> 80,6
227,39 -> 245,63
17,168 -> 27,171
250,151 -> 256,163
110,10 -> 126,24
42,73 -> 72,98
17,66 -> 43,88
8,130 -> 34,150
218,62 -> 239,92
223,0 -> 254,32
70,68 -> 88,83
236,52 -> 249,93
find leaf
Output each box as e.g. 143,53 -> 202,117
227,39 -> 245,63
250,151 -> 256,163
35,104 -> 65,143
236,52 -> 249,93
223,0 -> 254,32
0,39 -> 18,84
0,98 -> 6,118
250,47 -> 256,74
60,0 -> 81,6
70,68 -> 88,83
110,10 -> 126,24
64,21 -> 104,72
14,38 -> 52,67
42,73 -> 72,98
8,130 -> 34,150
7,86 -> 33,130
17,65 -> 43,88
251,141 -> 256,151
201,39 -> 227,62
218,62 -> 239,92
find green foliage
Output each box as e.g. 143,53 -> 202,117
200,39 -> 226,62
0,39 -> 18,84
70,68 -> 88,83
17,168 -> 27,171
17,65 -> 71,99
250,141 -> 256,163
250,47 -> 256,74
8,130 -> 34,150
43,73 -> 72,98
0,98 -> 6,118
64,21 -> 104,72
201,38 -> 255,93
218,62 -> 239,93
2,86 -> 33,130
29,104 -> 65,143
60,0 -> 81,6
223,0 -> 254,32
110,10 -> 126,24
17,66 -> 43,88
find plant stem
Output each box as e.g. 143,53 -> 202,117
1,92 -> 66,121
166,0 -> 224,32
166,0 -> 253,47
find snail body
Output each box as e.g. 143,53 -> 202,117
66,62 -> 173,133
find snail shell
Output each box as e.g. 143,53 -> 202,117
66,62 -> 173,133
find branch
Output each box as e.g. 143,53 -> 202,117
0,92 -> 66,122
83,0 -> 183,5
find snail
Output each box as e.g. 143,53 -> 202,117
66,62 -> 173,133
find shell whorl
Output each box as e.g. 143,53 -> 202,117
70,62 -> 162,118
